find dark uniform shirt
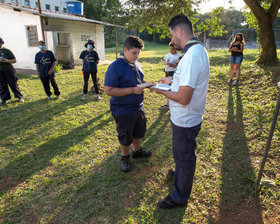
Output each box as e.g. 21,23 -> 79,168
0,48 -> 15,71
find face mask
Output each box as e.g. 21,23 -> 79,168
236,38 -> 241,41
87,45 -> 93,50
39,45 -> 45,50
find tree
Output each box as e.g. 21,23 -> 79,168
244,0 -> 280,65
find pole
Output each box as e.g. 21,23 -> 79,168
255,82 -> 280,191
115,30 -> 118,59
38,0 -> 45,42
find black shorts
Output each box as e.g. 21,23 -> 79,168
113,107 -> 147,146
165,71 -> 174,77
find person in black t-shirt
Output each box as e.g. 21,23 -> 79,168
0,37 -> 24,105
228,33 -> 245,85
35,40 -> 61,100
79,40 -> 101,100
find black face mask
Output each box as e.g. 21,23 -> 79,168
236,38 -> 241,41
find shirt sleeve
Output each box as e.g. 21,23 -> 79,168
95,51 -> 100,61
7,49 -> 15,60
34,53 -> 39,64
50,51 -> 56,61
104,63 -> 119,87
79,51 -> 84,59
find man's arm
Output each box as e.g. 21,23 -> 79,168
152,85 -> 194,106
105,86 -> 145,97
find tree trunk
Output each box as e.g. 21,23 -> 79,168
244,0 -> 280,65
257,17 -> 278,65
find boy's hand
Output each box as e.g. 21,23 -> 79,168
158,77 -> 173,85
133,86 -> 145,94
37,73 -> 40,79
48,69 -> 53,75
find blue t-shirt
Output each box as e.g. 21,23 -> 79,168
34,50 -> 56,78
104,58 -> 144,115
79,50 -> 99,73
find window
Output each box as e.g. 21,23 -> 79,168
26,26 -> 38,47
55,6 -> 59,12
23,0 -> 30,7
63,8 -> 67,13
45,4 -> 50,10
35,2 -> 38,8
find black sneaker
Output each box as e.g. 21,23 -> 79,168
0,100 -> 6,105
167,169 -> 175,177
120,155 -> 130,172
158,195 -> 187,209
131,147 -> 152,158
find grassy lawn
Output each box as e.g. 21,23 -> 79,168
0,43 -> 279,224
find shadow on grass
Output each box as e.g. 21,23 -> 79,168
0,110 -> 111,196
42,110 -> 176,223
215,85 -> 263,224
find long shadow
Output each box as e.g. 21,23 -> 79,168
216,85 -> 263,224
138,57 -> 163,64
0,110 -> 111,196
41,109 -> 175,223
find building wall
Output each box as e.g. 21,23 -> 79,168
0,5 -> 43,70
1,0 -> 82,14
45,18 -> 105,64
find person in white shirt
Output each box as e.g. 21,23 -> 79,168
152,14 -> 209,209
160,42 -> 180,109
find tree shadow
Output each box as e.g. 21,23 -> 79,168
0,110 -> 111,196
215,85 -> 264,224
138,57 -> 163,64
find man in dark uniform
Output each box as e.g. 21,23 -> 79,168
0,37 -> 24,105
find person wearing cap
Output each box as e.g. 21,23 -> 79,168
79,40 -> 101,100
0,37 -> 24,105
35,40 -> 61,100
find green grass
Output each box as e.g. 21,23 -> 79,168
0,44 -> 279,224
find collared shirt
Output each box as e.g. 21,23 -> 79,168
104,58 -> 144,115
169,41 -> 209,128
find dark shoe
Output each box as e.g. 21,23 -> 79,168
131,147 -> 152,158
120,155 -> 130,172
0,100 -> 6,105
158,195 -> 187,209
167,169 -> 175,177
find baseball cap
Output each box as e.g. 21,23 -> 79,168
0,38 -> 4,45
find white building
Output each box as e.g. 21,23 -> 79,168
0,1 -> 120,73
0,0 -> 82,14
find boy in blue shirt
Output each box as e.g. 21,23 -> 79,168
35,41 -> 60,100
79,40 -> 101,100
104,36 -> 152,172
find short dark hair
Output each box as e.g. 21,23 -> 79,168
168,14 -> 193,34
38,40 -> 45,45
124,36 -> 144,50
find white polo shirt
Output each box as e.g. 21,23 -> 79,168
169,44 -> 209,128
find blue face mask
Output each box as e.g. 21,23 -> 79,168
39,45 -> 45,50
87,45 -> 93,50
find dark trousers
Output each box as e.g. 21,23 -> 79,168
40,75 -> 60,97
83,72 -> 99,94
0,69 -> 23,102
170,121 -> 201,204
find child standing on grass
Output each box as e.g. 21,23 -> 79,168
35,40 -> 61,100
80,40 -> 101,100
228,33 -> 245,85
0,37 -> 24,105
160,42 -> 180,109
104,36 -> 152,173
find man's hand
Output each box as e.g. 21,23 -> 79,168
158,76 -> 173,85
48,69 -> 53,75
37,74 -> 40,79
